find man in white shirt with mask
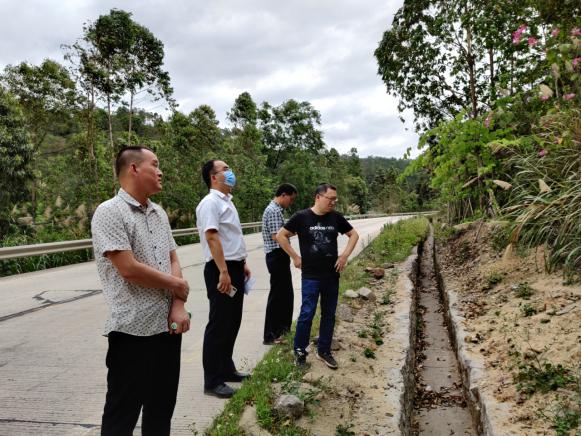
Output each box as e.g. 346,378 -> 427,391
196,159 -> 252,398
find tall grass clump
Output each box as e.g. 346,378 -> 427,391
368,216 -> 430,264
502,109 -> 580,280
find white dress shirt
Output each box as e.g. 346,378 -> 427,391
196,189 -> 247,262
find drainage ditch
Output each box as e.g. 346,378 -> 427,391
411,231 -> 477,435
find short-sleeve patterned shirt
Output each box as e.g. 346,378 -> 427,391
262,200 -> 285,254
91,188 -> 177,337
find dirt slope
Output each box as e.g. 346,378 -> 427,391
436,221 -> 580,435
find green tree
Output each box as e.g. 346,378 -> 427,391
2,59 -> 78,222
276,150 -> 325,210
258,99 -> 325,170
344,147 -> 363,178
80,9 -> 130,183
227,92 -> 263,154
374,0 -> 545,131
119,15 -> 173,145
68,9 -> 172,186
227,91 -> 258,130
345,175 -> 369,213
0,88 -> 34,236
188,105 -> 223,153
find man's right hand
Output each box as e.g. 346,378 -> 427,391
171,278 -> 190,301
292,255 -> 302,269
217,270 -> 232,293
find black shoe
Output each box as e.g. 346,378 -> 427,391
294,349 -> 308,368
223,371 -> 251,382
316,351 -> 338,369
204,383 -> 237,398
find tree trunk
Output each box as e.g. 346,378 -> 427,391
30,132 -> 47,226
87,87 -> 99,206
107,95 -> 115,196
272,147 -> 282,170
31,171 -> 37,227
128,91 -> 134,146
488,47 -> 495,102
466,26 -> 478,118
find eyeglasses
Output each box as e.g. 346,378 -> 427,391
321,195 -> 338,203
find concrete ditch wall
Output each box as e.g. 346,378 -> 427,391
388,244 -> 421,435
432,235 -> 511,436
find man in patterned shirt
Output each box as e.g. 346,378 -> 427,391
261,183 -> 298,345
91,146 -> 190,436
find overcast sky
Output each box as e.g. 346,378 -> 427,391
0,0 -> 420,158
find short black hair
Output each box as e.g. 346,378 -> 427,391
115,146 -> 153,178
275,183 -> 298,197
202,159 -> 217,188
315,183 -> 336,196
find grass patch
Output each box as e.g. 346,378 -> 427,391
489,222 -> 512,252
363,348 -> 376,359
521,303 -> 537,317
205,331 -> 307,436
340,217 -> 429,296
513,282 -> 535,299
539,397 -> 581,436
335,422 -> 356,435
487,272 -> 505,286
514,361 -> 578,395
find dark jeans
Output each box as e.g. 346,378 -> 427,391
101,331 -> 182,436
263,248 -> 294,342
293,276 -> 339,354
203,259 -> 245,389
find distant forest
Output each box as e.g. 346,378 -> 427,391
0,9 -> 429,275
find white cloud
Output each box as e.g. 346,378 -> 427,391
0,0 -> 419,158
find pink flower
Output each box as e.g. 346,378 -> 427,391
513,24 -> 527,44
483,112 -> 493,128
527,37 -> 538,46
540,95 -> 550,101
571,27 -> 581,37
538,149 -> 548,157
573,57 -> 580,67
551,28 -> 560,37
563,93 -> 576,100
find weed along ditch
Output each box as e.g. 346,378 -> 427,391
203,217 -> 580,435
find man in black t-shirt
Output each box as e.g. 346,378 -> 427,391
276,183 -> 359,369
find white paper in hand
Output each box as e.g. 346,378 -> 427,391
244,276 -> 256,295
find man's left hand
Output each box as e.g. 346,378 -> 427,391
168,306 -> 190,334
244,263 -> 251,279
335,254 -> 349,272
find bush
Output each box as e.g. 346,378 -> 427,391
515,361 -> 577,395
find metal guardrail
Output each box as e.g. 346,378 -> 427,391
0,212 -> 435,261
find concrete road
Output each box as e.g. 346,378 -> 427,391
0,216 -> 411,435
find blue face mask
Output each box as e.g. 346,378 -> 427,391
223,170 -> 236,187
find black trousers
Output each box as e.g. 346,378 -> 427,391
203,259 -> 245,389
101,331 -> 182,436
263,248 -> 294,342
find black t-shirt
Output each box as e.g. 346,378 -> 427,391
284,209 -> 353,279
